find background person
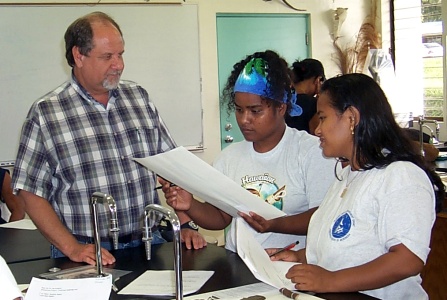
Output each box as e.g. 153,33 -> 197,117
269,73 -> 444,299
403,128 -> 440,162
0,168 -> 25,224
285,58 -> 325,135
161,50 -> 336,252
11,11 -> 204,266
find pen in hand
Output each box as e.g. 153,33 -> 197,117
269,240 -> 299,257
153,183 -> 176,190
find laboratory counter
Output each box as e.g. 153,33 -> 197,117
0,227 -> 50,263
8,243 -> 378,300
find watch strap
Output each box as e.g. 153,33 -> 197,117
180,221 -> 199,231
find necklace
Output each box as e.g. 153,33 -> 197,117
340,168 -> 360,198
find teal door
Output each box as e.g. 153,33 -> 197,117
217,13 -> 310,149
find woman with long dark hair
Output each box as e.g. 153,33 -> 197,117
270,73 -> 444,299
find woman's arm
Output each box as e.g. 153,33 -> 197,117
239,207 -> 318,235
160,178 -> 232,230
286,243 -> 423,293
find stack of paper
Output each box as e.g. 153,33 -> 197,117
182,282 -> 324,300
118,270 -> 214,296
25,275 -> 112,300
133,147 -> 285,220
134,147 -> 302,294
236,218 -> 297,290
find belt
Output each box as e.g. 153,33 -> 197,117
74,232 -> 142,244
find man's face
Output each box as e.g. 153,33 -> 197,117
73,22 -> 125,96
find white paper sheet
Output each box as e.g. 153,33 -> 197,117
182,282 -> 323,300
133,147 -> 285,220
24,275 -> 112,300
0,219 -> 37,230
236,218 -> 297,290
118,270 -> 214,296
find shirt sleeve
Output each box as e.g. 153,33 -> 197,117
299,137 -> 337,208
12,109 -> 53,200
376,163 -> 436,262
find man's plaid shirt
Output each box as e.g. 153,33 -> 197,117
12,77 -> 177,237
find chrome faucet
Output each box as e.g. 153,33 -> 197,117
91,192 -> 120,276
144,204 -> 183,300
418,115 -> 440,156
422,125 -> 440,144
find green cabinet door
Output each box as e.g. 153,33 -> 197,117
217,13 -> 310,149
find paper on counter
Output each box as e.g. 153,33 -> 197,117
182,282 -> 324,300
24,275 -> 112,300
118,270 -> 214,296
236,218 -> 297,290
0,219 -> 37,230
133,147 -> 285,220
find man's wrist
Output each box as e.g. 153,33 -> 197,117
181,220 -> 199,231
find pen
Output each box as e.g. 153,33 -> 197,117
269,240 -> 299,257
154,183 -> 176,190
280,287 -> 300,300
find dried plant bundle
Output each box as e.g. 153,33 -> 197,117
333,0 -> 382,74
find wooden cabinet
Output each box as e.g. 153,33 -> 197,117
421,212 -> 447,300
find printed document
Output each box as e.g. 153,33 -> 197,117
182,282 -> 324,300
133,146 -> 285,220
24,275 -> 111,300
118,270 -> 214,296
236,218 -> 297,290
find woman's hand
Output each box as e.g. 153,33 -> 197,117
286,263 -> 334,293
266,248 -> 306,263
158,177 -> 193,211
238,211 -> 272,233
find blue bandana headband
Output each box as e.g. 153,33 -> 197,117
234,58 -> 302,117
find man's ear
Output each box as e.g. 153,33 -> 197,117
72,46 -> 84,67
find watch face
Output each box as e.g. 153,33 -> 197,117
188,221 -> 199,230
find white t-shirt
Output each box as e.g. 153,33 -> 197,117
213,126 -> 336,252
0,255 -> 22,300
307,161 -> 435,299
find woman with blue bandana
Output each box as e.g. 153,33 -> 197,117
161,50 -> 336,252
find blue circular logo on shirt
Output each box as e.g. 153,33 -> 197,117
331,211 -> 353,240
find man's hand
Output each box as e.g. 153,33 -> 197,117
181,228 -> 207,250
67,243 -> 116,266
238,211 -> 272,233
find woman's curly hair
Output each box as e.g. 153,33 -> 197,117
221,50 -> 293,116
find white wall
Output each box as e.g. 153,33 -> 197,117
190,0 -> 371,244
0,0 -> 373,166
191,0 -> 371,164
0,0 -> 373,243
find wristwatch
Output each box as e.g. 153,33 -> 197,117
180,220 -> 199,231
